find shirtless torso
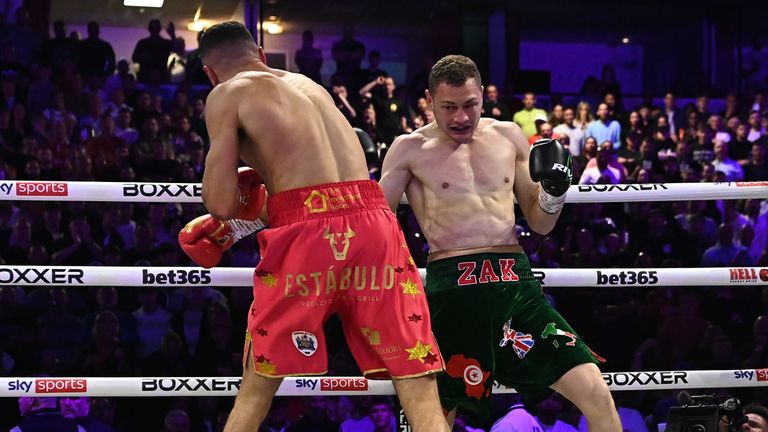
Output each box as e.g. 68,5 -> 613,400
380,118 -> 542,260
202,67 -> 369,215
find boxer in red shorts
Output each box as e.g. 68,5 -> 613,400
177,22 -> 449,432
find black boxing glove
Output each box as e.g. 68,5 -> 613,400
529,139 -> 572,214
354,127 -> 378,165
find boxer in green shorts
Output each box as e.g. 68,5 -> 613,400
379,55 -> 621,431
426,252 -> 604,417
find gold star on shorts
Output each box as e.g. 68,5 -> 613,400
408,256 -> 415,266
405,340 -> 432,362
260,273 -> 277,288
256,359 -> 276,374
400,278 -> 421,297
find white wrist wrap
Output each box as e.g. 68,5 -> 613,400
538,190 -> 566,215
225,218 -> 267,241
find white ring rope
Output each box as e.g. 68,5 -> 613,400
0,266 -> 765,287
0,181 -> 766,203
1,370 -> 765,397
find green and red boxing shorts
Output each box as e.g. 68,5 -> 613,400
244,180 -> 443,379
426,252 -> 604,417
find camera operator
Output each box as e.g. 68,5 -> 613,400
741,403 -> 768,432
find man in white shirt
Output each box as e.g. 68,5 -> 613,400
712,141 -> 745,181
491,400 -> 542,432
553,107 -> 585,156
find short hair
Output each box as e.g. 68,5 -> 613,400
745,403 -> 768,422
428,55 -> 482,94
199,21 -> 257,62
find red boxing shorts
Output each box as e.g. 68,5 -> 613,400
244,180 -> 443,379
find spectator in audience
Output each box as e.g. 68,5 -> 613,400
183,30 -> 208,86
742,315 -> 768,369
360,75 -> 409,144
60,397 -> 115,432
12,396 -> 83,432
166,37 -> 187,84
259,398 -> 290,432
294,30 -> 323,84
52,214 -> 102,265
534,393 -> 575,432
747,111 -> 764,142
358,50 -> 388,90
340,396 -> 374,432
618,134 -> 640,176
695,94 -> 711,123
528,120 -> 554,145
78,21 -> 116,82
744,143 -> 768,181
43,20 -> 80,76
701,223 -> 748,266
4,7 -> 42,66
104,60 -> 137,99
288,397 -> 340,432
553,106 -> 585,156
368,397 -> 396,432
730,123 -> 754,165
663,92 -> 683,139
141,331 -> 191,376
84,286 -> 138,349
709,114 -> 731,144
712,141 -> 745,181
574,101 -> 593,130
82,310 -> 131,376
572,136 -> 597,182
162,409 -> 191,432
331,23 -> 365,90
481,84 -> 511,121
131,19 -> 174,84
35,287 -> 86,374
26,65 -> 56,116
579,141 -> 625,184
586,102 -> 621,149
512,92 -> 547,138
549,103 -> 565,127
331,82 -> 356,124
490,395 -> 539,431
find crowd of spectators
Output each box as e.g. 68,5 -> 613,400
0,8 -> 768,432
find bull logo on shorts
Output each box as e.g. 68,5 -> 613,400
323,225 -> 355,261
292,331 -> 318,356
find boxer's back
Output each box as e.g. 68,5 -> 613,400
228,69 -> 369,193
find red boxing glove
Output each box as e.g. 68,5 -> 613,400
236,167 -> 266,220
179,168 -> 267,268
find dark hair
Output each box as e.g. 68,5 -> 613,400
369,396 -> 392,411
199,21 -> 256,62
428,55 -> 481,94
744,403 -> 768,421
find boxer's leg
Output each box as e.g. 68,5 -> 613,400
223,349 -> 282,432
551,363 -> 621,432
393,375 -> 451,432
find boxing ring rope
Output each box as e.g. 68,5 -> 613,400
1,182 -> 767,399
1,370 -> 766,397
0,180 -> 766,203
0,265 -> 765,287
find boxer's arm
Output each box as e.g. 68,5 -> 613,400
379,135 -> 414,211
202,85 -> 241,221
508,124 -> 560,235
